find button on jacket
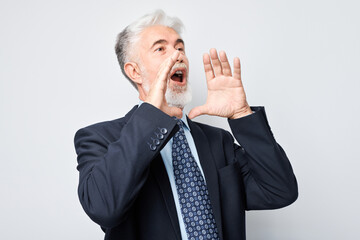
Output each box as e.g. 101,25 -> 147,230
74,103 -> 298,240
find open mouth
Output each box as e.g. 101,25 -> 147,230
170,68 -> 186,84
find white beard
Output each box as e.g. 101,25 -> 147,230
165,82 -> 192,108
142,80 -> 192,109
141,63 -> 192,108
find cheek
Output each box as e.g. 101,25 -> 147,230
146,62 -> 163,77
147,68 -> 159,80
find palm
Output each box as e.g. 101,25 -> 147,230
189,49 -> 251,119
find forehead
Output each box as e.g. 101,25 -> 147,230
138,25 -> 182,47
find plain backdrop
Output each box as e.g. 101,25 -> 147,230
1,0 -> 360,239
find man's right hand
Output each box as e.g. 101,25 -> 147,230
144,50 -> 183,118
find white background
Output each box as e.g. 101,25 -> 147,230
1,0 -> 360,239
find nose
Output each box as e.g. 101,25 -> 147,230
176,52 -> 184,63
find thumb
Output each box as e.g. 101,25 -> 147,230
188,105 -> 208,119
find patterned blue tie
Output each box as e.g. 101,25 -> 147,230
172,120 -> 219,240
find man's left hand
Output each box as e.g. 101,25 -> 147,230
188,49 -> 253,119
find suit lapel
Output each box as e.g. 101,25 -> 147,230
152,156 -> 182,240
187,118 -> 224,240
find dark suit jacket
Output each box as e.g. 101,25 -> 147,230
74,103 -> 298,240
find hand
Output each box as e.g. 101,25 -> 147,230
188,48 -> 252,119
144,50 -> 183,118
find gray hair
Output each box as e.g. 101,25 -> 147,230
114,9 -> 185,89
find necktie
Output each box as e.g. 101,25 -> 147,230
172,120 -> 219,240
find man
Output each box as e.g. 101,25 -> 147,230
74,10 -> 298,240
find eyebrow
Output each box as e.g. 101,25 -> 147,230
176,39 -> 185,46
150,38 -> 185,49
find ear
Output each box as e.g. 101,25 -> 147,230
124,62 -> 142,84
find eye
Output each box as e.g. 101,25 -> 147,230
155,47 -> 164,52
177,47 -> 184,52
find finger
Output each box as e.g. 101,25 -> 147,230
188,105 -> 208,119
209,48 -> 222,76
219,50 -> 232,76
233,57 -> 241,80
203,53 -> 215,81
156,51 -> 181,84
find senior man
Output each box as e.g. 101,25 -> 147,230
74,10 -> 298,240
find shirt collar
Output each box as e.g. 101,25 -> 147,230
138,100 -> 190,132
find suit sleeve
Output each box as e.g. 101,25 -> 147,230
228,106 -> 298,210
74,103 -> 179,228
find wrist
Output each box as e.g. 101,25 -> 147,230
144,93 -> 162,109
144,100 -> 161,109
230,106 -> 253,119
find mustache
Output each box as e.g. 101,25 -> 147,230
170,62 -> 188,74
